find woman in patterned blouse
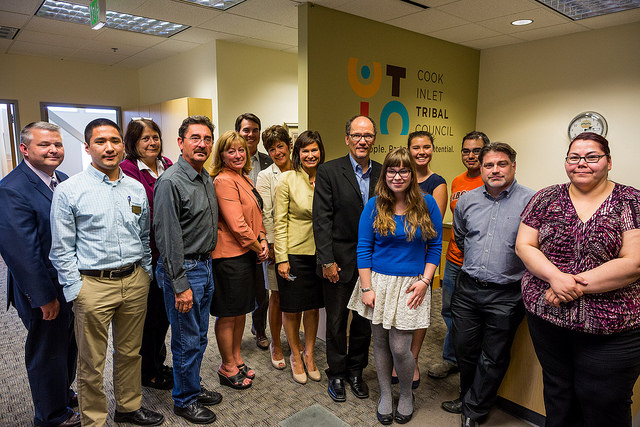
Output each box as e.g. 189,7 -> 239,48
516,132 -> 640,427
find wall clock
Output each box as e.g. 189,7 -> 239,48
568,111 -> 607,140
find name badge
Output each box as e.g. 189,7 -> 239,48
131,204 -> 142,215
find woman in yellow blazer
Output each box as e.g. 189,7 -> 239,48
274,130 -> 326,384
210,131 -> 268,390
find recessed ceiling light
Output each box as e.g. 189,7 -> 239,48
511,19 -> 533,26
36,0 -> 190,37
173,0 -> 247,11
0,26 -> 20,39
535,0 -> 640,20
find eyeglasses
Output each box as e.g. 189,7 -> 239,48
461,148 -> 482,156
185,136 -> 213,144
565,154 -> 607,164
348,133 -> 375,142
139,135 -> 160,143
386,168 -> 411,179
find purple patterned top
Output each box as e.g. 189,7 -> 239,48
521,183 -> 640,334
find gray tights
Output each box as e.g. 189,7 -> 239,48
371,323 -> 414,416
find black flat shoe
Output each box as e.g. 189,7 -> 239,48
237,363 -> 256,380
218,370 -> 251,390
391,375 -> 399,384
328,378 -> 346,402
174,402 -> 216,424
346,376 -> 369,399
394,394 -> 414,424
376,410 -> 393,425
198,385 -> 222,405
114,407 -> 164,426
412,377 -> 420,390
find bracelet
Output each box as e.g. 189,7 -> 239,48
419,274 -> 431,285
361,287 -> 372,293
322,262 -> 336,269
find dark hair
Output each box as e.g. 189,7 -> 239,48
262,125 -> 292,151
407,130 -> 434,147
84,118 -> 121,144
291,130 -> 325,172
479,142 -> 517,164
235,113 -> 261,132
462,131 -> 490,148
178,115 -> 215,139
568,132 -> 610,156
124,119 -> 163,162
20,121 -> 60,146
345,115 -> 377,136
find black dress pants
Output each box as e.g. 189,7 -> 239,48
23,301 -> 77,427
251,262 -> 268,334
322,273 -> 371,379
451,272 -> 524,421
527,313 -> 640,427
140,276 -> 170,381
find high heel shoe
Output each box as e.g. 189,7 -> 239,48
302,352 -> 321,382
290,354 -> 307,384
237,363 -> 255,380
270,343 -> 286,370
217,370 -> 251,390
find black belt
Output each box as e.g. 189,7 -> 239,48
461,271 -> 520,289
184,253 -> 211,261
80,262 -> 138,279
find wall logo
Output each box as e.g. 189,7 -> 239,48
347,57 -> 410,135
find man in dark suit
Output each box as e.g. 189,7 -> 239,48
0,122 -> 79,427
313,115 -> 382,402
235,113 -> 273,349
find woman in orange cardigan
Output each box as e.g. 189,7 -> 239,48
210,131 -> 269,390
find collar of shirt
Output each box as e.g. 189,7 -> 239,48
177,155 -> 209,182
24,159 -> 55,187
136,158 -> 165,179
86,164 -> 124,185
482,179 -> 518,201
348,153 -> 372,178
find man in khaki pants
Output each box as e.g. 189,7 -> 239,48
50,118 -> 163,426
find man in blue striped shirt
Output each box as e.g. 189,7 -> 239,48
50,118 -> 163,427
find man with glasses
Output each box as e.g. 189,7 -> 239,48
235,113 -> 272,350
154,115 -> 221,424
446,142 -> 534,427
313,115 -> 382,402
437,132 -> 489,412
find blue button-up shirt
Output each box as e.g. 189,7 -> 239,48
348,153 -> 372,205
453,180 -> 534,284
50,165 -> 151,301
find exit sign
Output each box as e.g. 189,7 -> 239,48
90,0 -> 99,27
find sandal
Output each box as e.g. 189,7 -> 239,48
218,370 -> 251,390
237,363 -> 256,380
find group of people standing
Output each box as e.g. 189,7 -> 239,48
1,111 -> 640,427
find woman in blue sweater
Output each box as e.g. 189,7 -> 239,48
348,147 -> 442,425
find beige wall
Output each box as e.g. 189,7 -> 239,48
0,53 -> 139,126
215,40 -> 298,139
477,21 -> 640,191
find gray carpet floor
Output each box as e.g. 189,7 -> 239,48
0,256 -> 531,426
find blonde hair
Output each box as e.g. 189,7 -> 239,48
209,130 -> 252,178
373,147 -> 436,241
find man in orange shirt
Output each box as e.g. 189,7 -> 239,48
431,131 -> 489,412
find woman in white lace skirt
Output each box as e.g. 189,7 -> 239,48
347,147 -> 442,425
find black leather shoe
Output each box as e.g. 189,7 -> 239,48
55,412 -> 80,427
376,410 -> 393,425
198,385 -> 223,406
328,378 -> 346,402
346,376 -> 369,399
142,375 -> 173,390
461,413 -> 478,427
174,402 -> 216,424
442,398 -> 462,414
114,407 -> 164,426
68,392 -> 78,408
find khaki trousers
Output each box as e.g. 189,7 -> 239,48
73,265 -> 149,426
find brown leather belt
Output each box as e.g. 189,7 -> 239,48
79,262 -> 139,279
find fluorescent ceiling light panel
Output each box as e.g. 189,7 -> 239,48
0,26 -> 19,39
36,0 -> 190,37
536,0 -> 640,20
175,0 -> 247,11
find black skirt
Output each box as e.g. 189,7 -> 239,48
276,254 -> 324,313
211,251 -> 256,317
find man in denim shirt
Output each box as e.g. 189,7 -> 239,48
154,116 -> 220,424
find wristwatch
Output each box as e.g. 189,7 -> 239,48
361,287 -> 372,293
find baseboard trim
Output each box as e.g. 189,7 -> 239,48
496,396 -> 545,426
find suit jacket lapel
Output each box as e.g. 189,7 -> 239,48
340,155 -> 362,201
20,161 -> 53,202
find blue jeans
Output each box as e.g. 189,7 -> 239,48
157,257 -> 213,408
441,260 -> 461,363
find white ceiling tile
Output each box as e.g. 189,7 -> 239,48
511,22 -> 588,41
24,16 -> 99,39
0,11 -> 31,27
0,0 -> 43,15
171,27 -> 224,43
0,39 -> 13,52
226,0 -> 299,27
9,40 -> 77,58
131,0 -> 222,26
460,33 -> 523,49
68,48 -> 131,65
199,12 -> 295,44
15,29 -> 90,49
148,38 -> 200,53
478,7 -> 569,34
428,23 -> 500,43
385,8 -> 467,34
439,0 -> 539,21
113,47 -> 177,68
102,0 -> 148,14
240,37 -> 294,51
577,8 -> 640,29
93,28 -> 165,48
336,0 -> 427,23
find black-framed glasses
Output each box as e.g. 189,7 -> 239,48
348,133 -> 375,142
386,168 -> 411,179
461,148 -> 482,156
565,154 -> 607,164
